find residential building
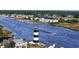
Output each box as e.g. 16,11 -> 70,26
39,18 -> 59,23
14,38 -> 27,48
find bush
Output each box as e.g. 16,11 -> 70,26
66,19 -> 79,23
4,41 -> 15,48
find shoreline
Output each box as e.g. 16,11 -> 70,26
48,23 -> 79,31
7,17 -> 79,31
14,18 -> 79,31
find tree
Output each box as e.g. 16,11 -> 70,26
4,41 -> 15,48
66,19 -> 79,23
4,43 -> 11,48
2,30 -> 12,37
10,41 -> 15,48
0,25 -> 12,42
0,25 -> 3,37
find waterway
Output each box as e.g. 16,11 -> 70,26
0,17 -> 79,48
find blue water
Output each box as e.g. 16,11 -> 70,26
0,17 -> 79,48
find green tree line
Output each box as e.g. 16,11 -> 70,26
0,10 -> 79,17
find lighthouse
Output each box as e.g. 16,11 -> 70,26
28,28 -> 45,48
33,28 -> 39,43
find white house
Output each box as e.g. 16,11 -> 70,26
13,38 -> 27,48
52,19 -> 59,22
34,17 -> 39,20
25,15 -> 29,19
66,15 -> 74,18
1,14 -> 6,17
10,14 -> 16,18
15,42 -> 27,48
39,18 -> 59,23
39,18 -> 45,22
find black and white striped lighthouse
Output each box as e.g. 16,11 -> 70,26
33,28 -> 39,43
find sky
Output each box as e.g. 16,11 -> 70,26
0,0 -> 79,10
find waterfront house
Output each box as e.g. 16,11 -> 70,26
63,15 -> 75,21
1,14 -> 6,17
15,14 -> 22,19
25,15 -> 29,19
66,15 -> 74,18
10,14 -> 16,18
34,17 -> 39,20
5,14 -> 10,18
39,18 -> 59,23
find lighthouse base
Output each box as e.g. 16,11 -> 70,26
27,41 -> 45,48
33,40 -> 39,43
